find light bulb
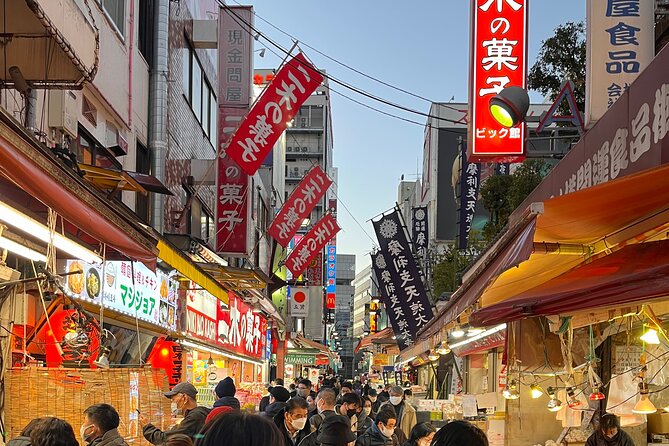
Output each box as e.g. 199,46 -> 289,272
530,384 -> 543,399
633,382 -> 657,414
451,326 -> 465,338
641,328 -> 661,345
566,387 -> 582,409
589,388 -> 605,401
427,350 -> 440,362
503,380 -> 520,400
547,397 -> 563,412
436,341 -> 451,355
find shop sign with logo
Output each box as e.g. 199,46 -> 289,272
285,353 -> 316,365
65,260 -> 178,330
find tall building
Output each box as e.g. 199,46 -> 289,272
334,253 -> 356,377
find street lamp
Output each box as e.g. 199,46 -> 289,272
489,86 -> 530,128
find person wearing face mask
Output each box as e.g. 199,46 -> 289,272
336,393 -> 362,433
356,405 -> 398,446
356,397 -> 375,437
295,379 -> 313,399
381,386 -> 416,440
308,388 -> 338,432
274,397 -> 311,446
401,423 -> 435,446
80,404 -> 128,446
585,413 -> 634,446
140,381 -> 211,445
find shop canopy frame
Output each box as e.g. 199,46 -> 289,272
355,327 -> 398,354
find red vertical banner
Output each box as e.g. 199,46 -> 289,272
285,214 -> 340,277
468,0 -> 528,163
216,6 -> 254,255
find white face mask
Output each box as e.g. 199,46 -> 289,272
389,396 -> 402,405
291,417 -> 307,430
380,425 -> 394,438
362,407 -> 372,417
80,425 -> 94,443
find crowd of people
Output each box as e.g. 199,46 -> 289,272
8,374 -> 633,446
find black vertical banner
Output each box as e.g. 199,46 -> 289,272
495,163 -> 511,175
372,210 -> 434,349
458,144 -> 481,250
412,206 -> 429,259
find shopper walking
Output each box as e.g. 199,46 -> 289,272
316,415 -> 357,446
17,417 -> 79,446
263,386 -> 292,419
381,386 -> 416,440
140,381 -> 211,445
401,423 -> 435,446
80,404 -> 128,446
274,397 -> 311,446
356,405 -> 398,446
431,420 -> 488,446
198,411 -> 284,446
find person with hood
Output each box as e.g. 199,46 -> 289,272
381,386 -> 416,440
315,415 -> 357,446
80,404 -> 128,446
212,377 -> 241,413
431,420 -> 488,446
140,381 -> 211,445
274,397 -> 311,446
585,413 -> 635,446
356,397 -> 375,437
356,405 -> 398,446
263,386 -> 292,419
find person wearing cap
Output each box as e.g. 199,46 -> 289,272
305,415 -> 356,446
140,382 -> 211,445
585,413 -> 634,446
368,389 -> 382,416
213,377 -> 241,411
263,385 -> 292,419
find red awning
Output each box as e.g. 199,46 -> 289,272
0,116 -> 157,267
471,240 -> 669,326
355,327 -> 395,353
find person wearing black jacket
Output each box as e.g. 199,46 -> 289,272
356,406 -> 398,446
140,382 -> 210,445
274,397 -> 311,446
80,404 -> 128,446
264,386 -> 292,419
213,377 -> 241,410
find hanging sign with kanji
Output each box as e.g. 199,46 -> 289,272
411,206 -> 428,259
458,143 -> 481,250
268,165 -> 332,247
285,214 -> 340,277
225,53 -> 324,175
372,210 -> 435,349
468,0 -> 528,163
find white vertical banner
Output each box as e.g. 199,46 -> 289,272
290,286 -> 309,318
585,0 -> 654,127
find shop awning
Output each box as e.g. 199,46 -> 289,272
355,328 -> 396,353
157,239 -> 229,305
0,110 -> 158,267
78,164 -> 173,196
292,335 -> 334,359
198,263 -> 270,291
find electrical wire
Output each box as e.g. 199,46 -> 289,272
217,2 -> 466,127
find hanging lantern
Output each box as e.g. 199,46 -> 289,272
633,381 -> 657,414
566,386 -> 582,409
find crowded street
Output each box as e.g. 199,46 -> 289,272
0,0 -> 667,445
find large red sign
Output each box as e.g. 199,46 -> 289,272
216,138 -> 251,255
468,0 -> 528,163
225,53 -> 324,175
268,165 -> 331,247
285,214 -> 340,277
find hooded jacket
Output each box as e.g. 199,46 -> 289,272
585,430 -> 635,446
356,423 -> 397,446
143,406 -> 211,445
90,429 -> 129,446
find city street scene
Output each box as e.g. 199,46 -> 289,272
0,0 -> 668,445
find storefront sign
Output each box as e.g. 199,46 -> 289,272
469,0 -> 528,162
225,53 -> 324,175
285,214 -> 340,277
65,261 -> 178,330
268,165 -> 331,247
216,6 -> 254,256
217,291 -> 267,360
372,210 -> 435,350
305,252 -> 323,287
186,284 -> 219,345
412,206 -> 428,258
326,245 -> 336,309
289,286 -> 309,317
285,353 -> 316,365
512,44 -> 669,209
458,145 -> 481,250
585,0 -> 654,126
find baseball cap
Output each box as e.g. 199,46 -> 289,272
164,382 -> 198,399
269,386 -> 291,402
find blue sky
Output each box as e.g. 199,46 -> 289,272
248,0 -> 586,273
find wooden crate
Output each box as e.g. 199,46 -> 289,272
5,367 -> 172,446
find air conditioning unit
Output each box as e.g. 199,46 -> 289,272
301,147 -> 308,153
300,117 -> 307,128
287,146 -> 293,152
48,91 -> 78,138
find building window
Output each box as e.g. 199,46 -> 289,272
138,0 -> 154,66
184,42 -> 217,148
136,141 -> 151,223
70,126 -> 121,169
182,45 -> 191,101
209,89 -> 217,148
99,0 -> 126,36
191,53 -> 202,122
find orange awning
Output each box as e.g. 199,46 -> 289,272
355,327 -> 395,353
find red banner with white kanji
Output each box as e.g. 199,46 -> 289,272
268,165 -> 331,247
285,214 -> 340,277
225,53 -> 324,175
468,0 -> 528,162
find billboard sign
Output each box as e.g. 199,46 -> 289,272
468,0 -> 528,162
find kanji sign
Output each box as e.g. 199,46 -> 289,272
289,286 -> 309,318
458,144 -> 481,250
268,165 -> 332,247
585,0 -> 654,126
468,0 -> 528,162
217,291 -> 267,360
372,211 -> 434,350
285,214 -> 340,277
225,53 -> 324,175
411,206 -> 428,259
326,245 -> 336,309
216,7 -> 254,255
